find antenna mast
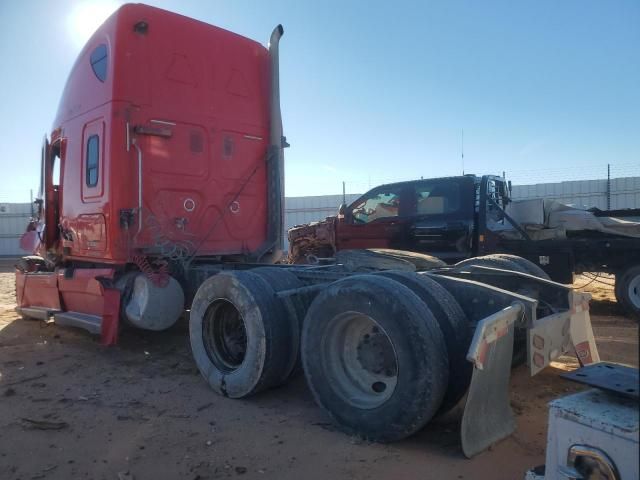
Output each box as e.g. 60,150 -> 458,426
461,129 -> 465,175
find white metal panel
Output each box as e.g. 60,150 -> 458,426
0,203 -> 31,256
544,389 -> 638,480
512,177 -> 639,210
2,176 -> 639,256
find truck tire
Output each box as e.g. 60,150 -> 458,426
615,266 -> 640,319
375,271 -> 471,414
454,255 -> 530,366
251,267 -> 306,379
251,267 -> 306,326
301,274 -> 448,442
368,249 -> 446,271
454,255 -> 529,274
335,249 -> 416,272
490,254 -> 551,280
189,271 -> 295,398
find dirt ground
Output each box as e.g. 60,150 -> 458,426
0,266 -> 637,480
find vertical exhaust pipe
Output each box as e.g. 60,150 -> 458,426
269,24 -> 284,154
258,24 -> 286,261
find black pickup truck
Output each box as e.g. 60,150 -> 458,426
288,174 -> 640,317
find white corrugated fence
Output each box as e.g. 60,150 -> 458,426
1,176 -> 639,256
0,203 -> 32,257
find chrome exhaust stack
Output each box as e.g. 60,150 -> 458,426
269,24 -> 284,153
257,24 -> 286,262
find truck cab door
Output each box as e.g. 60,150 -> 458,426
478,175 -> 510,255
405,179 -> 475,262
336,185 -> 406,250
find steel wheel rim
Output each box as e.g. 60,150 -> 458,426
321,311 -> 398,409
202,299 -> 247,372
629,274 -> 640,309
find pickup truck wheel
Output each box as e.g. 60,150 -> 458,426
301,275 -> 448,442
189,271 -> 294,398
375,271 -> 471,414
490,254 -> 551,280
615,266 -> 640,319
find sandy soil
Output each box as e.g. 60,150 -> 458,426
0,268 -> 637,480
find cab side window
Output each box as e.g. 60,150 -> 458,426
90,44 -> 108,82
414,182 -> 461,215
86,135 -> 99,187
486,179 -> 506,225
351,189 -> 401,223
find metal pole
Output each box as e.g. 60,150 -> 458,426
607,163 -> 611,211
342,181 -> 346,205
461,129 -> 465,175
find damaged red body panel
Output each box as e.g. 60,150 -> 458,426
17,4 -> 282,342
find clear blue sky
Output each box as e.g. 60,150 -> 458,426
0,0 -> 638,202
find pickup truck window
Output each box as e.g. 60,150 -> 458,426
414,181 -> 461,215
486,179 -> 507,228
351,189 -> 401,223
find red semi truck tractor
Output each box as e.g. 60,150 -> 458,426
15,4 -> 601,457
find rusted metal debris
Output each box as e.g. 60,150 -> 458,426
287,218 -> 336,263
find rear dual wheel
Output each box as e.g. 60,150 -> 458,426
252,267 -> 307,377
301,275 -> 449,442
455,254 -> 550,280
191,269 -> 469,442
374,271 -> 471,414
454,254 -> 551,366
189,271 -> 297,398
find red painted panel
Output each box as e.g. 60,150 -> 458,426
69,214 -> 107,252
336,217 -> 404,250
53,4 -> 271,264
57,268 -> 115,316
16,271 -> 62,310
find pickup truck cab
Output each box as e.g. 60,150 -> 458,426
288,174 -> 640,318
289,175 -> 501,263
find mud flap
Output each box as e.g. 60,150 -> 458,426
96,276 -> 121,346
568,292 -> 600,366
461,304 -> 522,458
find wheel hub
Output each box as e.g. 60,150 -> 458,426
320,312 -> 399,409
356,327 -> 397,377
202,299 -> 247,372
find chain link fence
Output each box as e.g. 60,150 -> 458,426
337,163 -> 640,210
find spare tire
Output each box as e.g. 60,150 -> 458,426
375,271 -> 472,414
189,271 -> 295,398
301,274 -> 448,442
